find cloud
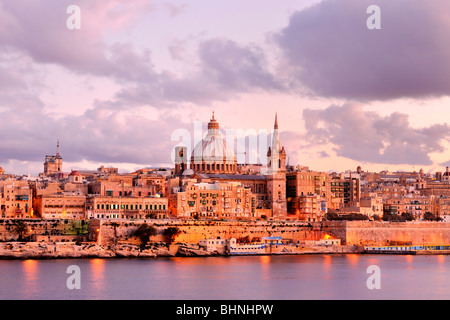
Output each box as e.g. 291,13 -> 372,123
275,0 -> 450,101
0,0 -> 153,75
0,104 -> 187,168
163,2 -> 188,18
302,103 -> 450,165
112,37 -> 286,107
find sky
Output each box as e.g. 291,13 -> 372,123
1,0 -> 450,176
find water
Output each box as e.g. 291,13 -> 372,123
0,254 -> 449,300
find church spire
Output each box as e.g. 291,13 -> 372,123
272,113 -> 281,152
274,112 -> 278,130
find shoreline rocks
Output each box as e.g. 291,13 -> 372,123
0,241 -> 362,260
0,241 -> 217,260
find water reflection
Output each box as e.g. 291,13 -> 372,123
21,260 -> 39,299
89,259 -> 105,296
2,255 -> 450,299
322,255 -> 332,279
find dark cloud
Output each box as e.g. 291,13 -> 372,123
114,37 -> 286,107
0,95 -> 187,167
198,38 -> 283,93
303,103 -> 450,165
275,0 -> 450,101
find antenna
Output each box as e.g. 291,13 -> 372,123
56,139 -> 61,158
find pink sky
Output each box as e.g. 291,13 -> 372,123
1,0 -> 450,176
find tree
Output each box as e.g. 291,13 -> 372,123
423,212 -> 442,221
110,222 -> 120,245
13,220 -> 28,241
162,227 -> 181,244
372,214 -> 382,221
401,212 -> 415,221
134,223 -> 157,248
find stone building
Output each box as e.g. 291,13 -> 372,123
85,195 -> 168,219
286,167 -> 330,216
0,180 -> 33,218
34,193 -> 86,219
43,140 -> 63,178
383,195 -> 433,220
169,181 -> 257,219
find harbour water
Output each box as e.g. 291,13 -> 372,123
1,254 -> 449,300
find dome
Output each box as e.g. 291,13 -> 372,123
182,168 -> 195,176
69,170 -> 81,176
191,133 -> 236,164
190,112 -> 237,174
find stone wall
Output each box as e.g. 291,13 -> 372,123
0,218 -> 94,242
97,219 -> 330,246
327,221 -> 450,246
10,218 -> 450,248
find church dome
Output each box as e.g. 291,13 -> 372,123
182,168 -> 195,176
190,112 -> 237,174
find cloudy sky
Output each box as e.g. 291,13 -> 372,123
1,0 -> 450,175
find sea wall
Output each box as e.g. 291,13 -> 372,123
0,218 -> 94,242
4,219 -> 450,248
326,221 -> 450,246
98,219 -> 330,246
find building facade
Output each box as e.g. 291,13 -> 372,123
85,195 -> 168,219
0,180 -> 33,218
35,193 -> 86,219
170,181 -> 257,219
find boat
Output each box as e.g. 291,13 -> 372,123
364,245 -> 450,255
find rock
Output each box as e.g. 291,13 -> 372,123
138,251 -> 157,258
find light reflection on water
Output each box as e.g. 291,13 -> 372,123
0,254 -> 450,300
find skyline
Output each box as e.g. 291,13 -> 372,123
1,0 -> 450,175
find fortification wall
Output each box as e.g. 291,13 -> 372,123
0,218 -> 94,242
98,219 -> 330,246
8,219 -> 449,248
328,221 -> 450,246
